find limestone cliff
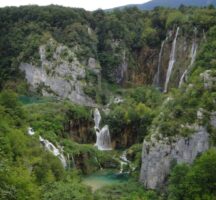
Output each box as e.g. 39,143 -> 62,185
20,39 -> 100,106
139,111 -> 216,189
139,126 -> 209,189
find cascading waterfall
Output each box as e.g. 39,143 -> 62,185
71,154 -> 76,168
119,151 -> 129,173
119,161 -> 126,174
203,29 -> 207,41
67,153 -> 76,169
117,50 -> 128,84
39,136 -> 67,168
28,127 -> 35,136
67,154 -> 71,169
153,38 -> 167,88
94,108 -> 112,150
119,150 -> 134,174
164,27 -> 180,93
120,150 -> 130,163
179,28 -> 198,87
94,108 -> 101,130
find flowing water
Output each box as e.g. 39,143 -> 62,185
28,127 -> 35,136
179,28 -> 198,87
94,108 -> 101,129
164,27 -> 180,93
39,136 -> 67,167
94,108 -> 112,150
153,38 -> 166,88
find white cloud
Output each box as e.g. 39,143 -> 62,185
0,0 -> 150,11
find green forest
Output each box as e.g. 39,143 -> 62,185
0,4 -> 216,200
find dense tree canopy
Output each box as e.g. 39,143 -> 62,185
0,4 -> 216,200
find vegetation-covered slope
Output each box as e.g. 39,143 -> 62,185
0,4 -> 216,200
1,5 -> 216,90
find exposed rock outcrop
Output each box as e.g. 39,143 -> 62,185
140,110 -> 216,190
139,125 -> 210,189
200,70 -> 216,89
20,39 -> 100,106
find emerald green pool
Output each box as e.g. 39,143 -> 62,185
82,170 -> 128,191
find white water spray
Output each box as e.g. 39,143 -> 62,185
203,29 -> 207,41
94,108 -> 112,150
119,150 -> 135,174
154,38 -> 167,88
179,28 -> 198,87
39,136 -> 67,168
164,27 -> 180,93
27,127 -> 35,136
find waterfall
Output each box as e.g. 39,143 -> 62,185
94,108 -> 112,150
67,153 -> 76,169
164,27 -> 180,93
67,154 -> 71,169
153,38 -> 166,88
119,161 -> 126,174
113,97 -> 124,104
94,108 -> 101,130
71,154 -> 76,168
95,125 -> 112,151
119,150 -> 135,174
120,150 -> 130,163
28,127 -> 35,136
117,50 -> 128,84
179,28 -> 198,87
203,29 -> 207,41
39,136 -> 67,168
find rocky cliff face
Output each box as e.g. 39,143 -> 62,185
153,27 -> 203,91
19,27 -> 205,98
64,119 -> 94,144
20,39 -> 100,106
127,27 -> 204,90
139,113 -> 216,190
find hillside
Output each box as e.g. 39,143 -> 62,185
0,5 -> 216,200
112,0 -> 216,10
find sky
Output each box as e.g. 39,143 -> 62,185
0,0 -> 150,11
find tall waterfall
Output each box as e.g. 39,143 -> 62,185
94,108 -> 101,129
94,108 -> 112,150
119,151 -> 129,174
179,28 -> 198,87
203,29 -> 207,41
153,39 -> 166,88
164,27 -> 180,93
39,136 -> 67,167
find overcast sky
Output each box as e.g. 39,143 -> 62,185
0,0 -> 150,10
